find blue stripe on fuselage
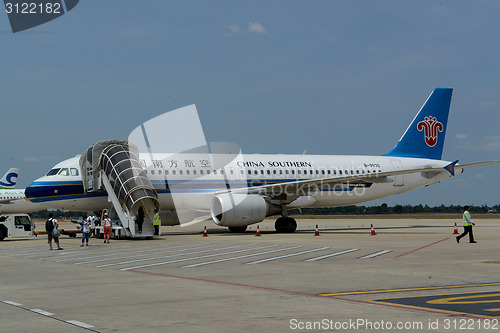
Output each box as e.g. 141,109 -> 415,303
26,179 -> 373,202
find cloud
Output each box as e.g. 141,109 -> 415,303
454,134 -> 468,140
248,21 -> 266,34
455,135 -> 500,151
225,24 -> 241,37
481,101 -> 495,108
23,155 -> 59,163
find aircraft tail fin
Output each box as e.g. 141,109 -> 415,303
384,88 -> 453,160
0,168 -> 19,189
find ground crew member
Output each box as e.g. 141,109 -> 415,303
153,209 -> 160,236
456,205 -> 477,243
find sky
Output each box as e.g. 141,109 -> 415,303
1,0 -> 500,207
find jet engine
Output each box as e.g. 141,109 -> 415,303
211,193 -> 280,227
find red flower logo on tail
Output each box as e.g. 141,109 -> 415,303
417,116 -> 443,147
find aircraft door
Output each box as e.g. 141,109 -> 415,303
390,160 -> 404,187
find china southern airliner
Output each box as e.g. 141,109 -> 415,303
25,88 -> 498,233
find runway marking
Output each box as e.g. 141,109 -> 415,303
304,248 -> 359,261
245,247 -> 330,265
319,282 -> 500,297
181,246 -> 303,267
357,250 -> 392,259
53,244 -> 174,262
120,244 -> 281,271
3,300 -> 99,332
30,308 -> 54,316
99,243 -> 262,268
66,320 -> 95,329
127,271 -> 493,319
395,238 -> 449,257
370,290 -> 500,318
73,243 -> 228,265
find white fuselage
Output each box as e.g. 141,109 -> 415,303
25,154 -> 452,222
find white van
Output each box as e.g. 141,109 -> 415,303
0,214 -> 35,240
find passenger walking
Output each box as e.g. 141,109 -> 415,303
81,216 -> 91,247
46,212 -> 63,250
103,213 -> 112,243
153,209 -> 160,236
456,205 -> 477,243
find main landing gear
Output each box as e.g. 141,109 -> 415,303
274,217 -> 297,233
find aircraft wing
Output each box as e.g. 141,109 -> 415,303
220,166 -> 448,201
456,160 -> 500,170
221,160 -> 500,202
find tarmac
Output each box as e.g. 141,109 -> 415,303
1,217 -> 500,332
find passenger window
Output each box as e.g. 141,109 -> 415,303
151,170 -> 155,175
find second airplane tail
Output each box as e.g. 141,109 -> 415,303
0,168 -> 19,189
384,88 -> 453,160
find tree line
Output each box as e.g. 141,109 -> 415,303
291,203 -> 499,216
28,204 -> 500,220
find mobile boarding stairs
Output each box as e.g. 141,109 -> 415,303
79,140 -> 159,238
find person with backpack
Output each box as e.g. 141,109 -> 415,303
46,212 -> 63,250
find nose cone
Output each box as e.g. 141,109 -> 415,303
25,178 -> 47,202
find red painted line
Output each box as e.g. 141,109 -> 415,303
395,238 -> 449,258
131,270 -> 320,297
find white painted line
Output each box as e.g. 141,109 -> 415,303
245,247 -> 330,264
74,243 -> 230,265
358,250 -> 392,259
30,308 -> 54,316
100,243 -> 260,268
66,320 -> 95,329
304,248 -> 360,261
182,246 -> 303,268
3,300 -> 22,306
120,244 -> 280,271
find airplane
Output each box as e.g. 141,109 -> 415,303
24,88 -> 499,233
0,169 -> 45,214
0,168 -> 19,189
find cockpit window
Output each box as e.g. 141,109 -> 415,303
70,168 -> 79,176
58,168 -> 70,176
46,168 -> 61,176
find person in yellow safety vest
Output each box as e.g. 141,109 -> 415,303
153,209 -> 161,236
456,205 -> 477,243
